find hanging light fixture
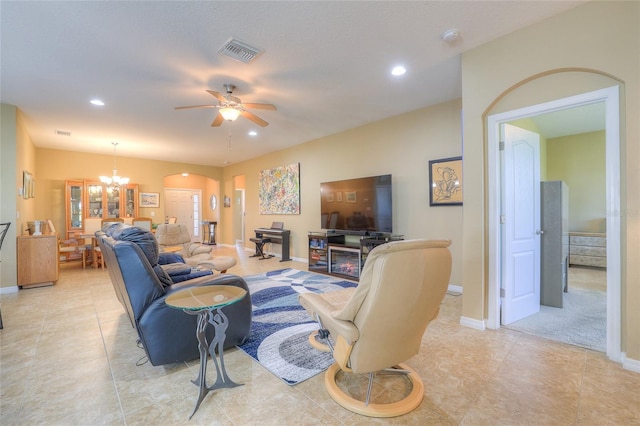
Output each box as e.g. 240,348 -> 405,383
219,107 -> 241,121
99,142 -> 129,188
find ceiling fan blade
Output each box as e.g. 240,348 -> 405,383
175,104 -> 217,110
210,112 -> 224,127
206,90 -> 227,103
241,110 -> 269,127
242,102 -> 277,111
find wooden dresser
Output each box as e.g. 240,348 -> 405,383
568,232 -> 606,268
17,233 -> 59,287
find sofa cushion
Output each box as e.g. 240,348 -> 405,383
153,265 -> 174,288
158,252 -> 186,265
161,262 -> 192,276
108,223 -> 160,266
169,269 -> 213,283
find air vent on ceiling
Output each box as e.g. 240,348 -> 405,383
218,37 -> 264,63
54,130 -> 71,137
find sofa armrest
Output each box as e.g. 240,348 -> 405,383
166,272 -> 247,293
139,273 -> 252,365
158,252 -> 185,264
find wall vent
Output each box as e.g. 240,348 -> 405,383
218,37 -> 263,63
54,130 -> 71,137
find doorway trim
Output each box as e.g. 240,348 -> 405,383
487,86 -> 621,362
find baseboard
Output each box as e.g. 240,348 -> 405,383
460,316 -> 485,330
622,353 -> 640,373
0,285 -> 19,295
448,284 -> 463,294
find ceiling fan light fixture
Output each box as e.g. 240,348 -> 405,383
220,107 -> 241,121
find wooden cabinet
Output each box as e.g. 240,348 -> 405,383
65,180 -> 84,238
17,234 -> 59,287
65,180 -> 138,236
86,181 -> 138,220
569,232 -> 606,268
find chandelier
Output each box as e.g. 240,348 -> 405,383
99,142 -> 129,188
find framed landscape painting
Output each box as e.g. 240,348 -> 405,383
140,192 -> 160,208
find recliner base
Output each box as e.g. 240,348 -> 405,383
324,362 -> 424,418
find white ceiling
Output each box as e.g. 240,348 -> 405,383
1,1 -> 586,167
530,102 -> 606,139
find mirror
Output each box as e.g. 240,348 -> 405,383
210,195 -> 217,210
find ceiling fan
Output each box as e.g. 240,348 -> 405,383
175,84 -> 277,127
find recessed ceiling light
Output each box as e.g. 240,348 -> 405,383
391,65 -> 406,76
90,99 -> 105,106
248,130 -> 258,136
182,173 -> 189,177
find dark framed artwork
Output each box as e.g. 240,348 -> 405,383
429,156 -> 462,206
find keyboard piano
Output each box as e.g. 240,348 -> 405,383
251,222 -> 291,262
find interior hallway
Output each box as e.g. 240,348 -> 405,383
1,246 -> 638,425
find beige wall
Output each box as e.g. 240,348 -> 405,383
35,149 -> 223,240
547,131 -> 606,233
222,99 -> 464,285
1,105 -> 21,287
461,1 -> 639,358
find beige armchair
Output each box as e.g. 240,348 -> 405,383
299,239 -> 452,418
155,223 -> 236,273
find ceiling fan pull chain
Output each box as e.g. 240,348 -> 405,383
228,128 -> 232,151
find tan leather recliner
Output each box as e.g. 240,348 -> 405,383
155,223 -> 236,273
299,239 -> 452,418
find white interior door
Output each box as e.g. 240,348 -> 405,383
164,189 -> 202,242
234,189 -> 245,245
501,123 -> 541,325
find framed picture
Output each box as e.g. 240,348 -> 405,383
258,162 -> 300,214
224,196 -> 231,208
140,192 -> 160,208
336,191 -> 343,202
429,156 -> 463,206
345,191 -> 357,203
22,171 -> 33,199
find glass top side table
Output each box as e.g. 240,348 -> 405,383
166,285 -> 247,419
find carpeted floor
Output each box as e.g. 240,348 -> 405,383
506,267 -> 606,352
237,268 -> 356,385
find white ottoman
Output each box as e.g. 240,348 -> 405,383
198,256 -> 237,273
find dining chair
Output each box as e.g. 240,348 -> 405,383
132,217 -> 153,231
59,238 -> 86,268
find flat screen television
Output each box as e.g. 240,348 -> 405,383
320,174 -> 392,234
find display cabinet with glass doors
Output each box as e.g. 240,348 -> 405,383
65,180 -> 138,236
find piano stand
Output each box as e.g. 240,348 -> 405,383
252,224 -> 291,262
250,237 -> 273,260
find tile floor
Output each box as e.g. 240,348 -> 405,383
1,244 -> 639,425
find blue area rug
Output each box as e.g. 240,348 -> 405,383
237,268 -> 356,385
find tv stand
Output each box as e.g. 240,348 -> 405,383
308,231 -> 403,280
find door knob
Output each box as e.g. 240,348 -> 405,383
536,229 -> 544,235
